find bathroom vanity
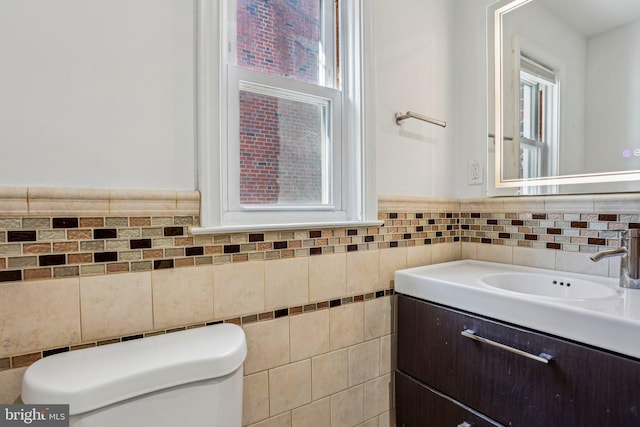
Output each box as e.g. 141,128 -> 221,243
394,261 -> 640,426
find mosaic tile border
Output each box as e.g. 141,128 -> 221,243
1,208 -> 634,283
460,212 -> 637,253
0,213 -> 459,283
0,288 -> 394,372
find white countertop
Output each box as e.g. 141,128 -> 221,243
395,260 -> 640,359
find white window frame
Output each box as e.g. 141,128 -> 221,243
226,66 -> 342,222
194,0 -> 378,233
516,52 -> 559,196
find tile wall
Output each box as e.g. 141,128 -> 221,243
2,189 -> 639,426
457,195 -> 640,276
0,189 -> 464,427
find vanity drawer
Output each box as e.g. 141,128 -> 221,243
396,370 -> 501,427
397,294 -> 640,426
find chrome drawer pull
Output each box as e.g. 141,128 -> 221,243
457,422 -> 472,427
461,329 -> 554,364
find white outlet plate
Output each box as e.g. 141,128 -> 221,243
468,161 -> 483,185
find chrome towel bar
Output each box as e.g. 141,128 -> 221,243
395,111 -> 446,128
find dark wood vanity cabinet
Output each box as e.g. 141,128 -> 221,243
396,294 -> 640,427
396,370 -> 499,427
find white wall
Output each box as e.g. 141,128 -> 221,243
373,0 -> 456,198
0,0 -> 195,190
585,19 -> 640,175
0,0 -> 493,200
452,0 -> 495,199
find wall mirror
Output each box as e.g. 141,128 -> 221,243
488,0 -> 640,195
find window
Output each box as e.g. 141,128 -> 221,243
196,0 -> 377,232
518,53 -> 559,185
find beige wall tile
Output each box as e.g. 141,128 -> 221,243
454,242 -> 463,259
378,195 -> 460,213
290,310 -> 329,362
364,297 -> 392,341
244,371 -> 270,426
329,302 -> 364,351
475,243 -> 512,264
151,266 -> 214,329
269,359 -> 312,416
244,317 -> 290,375
109,189 -> 177,215
348,340 -> 380,387
346,250 -> 380,295
265,257 -> 309,310
213,261 -> 265,318
460,242 -> 477,260
379,334 -> 397,375
28,187 -> 110,216
176,190 -> 200,215
593,193 -> 640,212
502,196 -> 546,213
377,409 -> 395,427
248,411 -> 292,427
406,245 -> 432,268
292,397 -> 330,427
309,253 -> 346,302
359,419 -> 378,427
379,248 -> 406,289
363,374 -> 392,420
512,247 -> 556,269
80,272 -> 153,341
0,367 -> 27,404
544,195 -> 594,212
311,349 -> 348,400
460,198 -> 505,213
0,244 -> 21,256
0,278 -> 81,357
0,187 -> 28,215
431,242 -> 459,264
331,385 -> 364,427
555,250 -> 609,277
609,256 -> 621,279
22,187 -> 200,216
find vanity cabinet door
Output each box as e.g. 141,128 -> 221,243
396,370 -> 501,427
397,294 -> 640,426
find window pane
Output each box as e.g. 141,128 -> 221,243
239,85 -> 331,206
520,80 -> 534,139
236,0 -> 323,85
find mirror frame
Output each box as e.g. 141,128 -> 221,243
492,0 -> 640,190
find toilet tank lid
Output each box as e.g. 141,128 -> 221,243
21,323 -> 247,415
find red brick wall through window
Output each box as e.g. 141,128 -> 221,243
237,0 -> 325,205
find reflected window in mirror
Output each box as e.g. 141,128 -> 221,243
488,0 -> 640,195
518,53 -> 558,188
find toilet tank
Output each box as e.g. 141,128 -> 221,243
22,323 -> 247,427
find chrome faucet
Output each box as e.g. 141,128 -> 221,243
590,229 -> 640,289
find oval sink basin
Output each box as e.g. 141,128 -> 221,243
480,272 -> 619,300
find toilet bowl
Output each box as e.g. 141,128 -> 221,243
21,323 -> 247,427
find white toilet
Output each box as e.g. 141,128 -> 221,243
21,323 -> 247,427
